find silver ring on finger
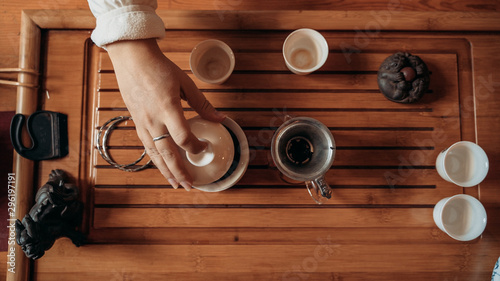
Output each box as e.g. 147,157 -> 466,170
153,133 -> 171,142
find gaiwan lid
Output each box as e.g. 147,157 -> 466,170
179,116 -> 235,186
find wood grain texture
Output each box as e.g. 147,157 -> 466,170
6,8 -> 500,281
93,187 -> 458,206
93,147 -> 441,167
18,9 -> 500,31
37,31 -> 90,181
8,11 -> 41,281
35,31 -> 93,238
86,226 -> 454,244
96,110 -> 460,130
89,32 -> 471,218
465,35 -> 500,206
30,272 -> 497,281
93,166 -> 449,186
94,129 -> 443,148
2,1 -> 499,108
33,237 -> 500,280
163,0 -> 500,12
37,239 -> 498,273
93,207 -> 434,228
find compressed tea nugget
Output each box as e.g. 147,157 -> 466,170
377,52 -> 430,103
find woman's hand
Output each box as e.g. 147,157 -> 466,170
106,39 -> 226,191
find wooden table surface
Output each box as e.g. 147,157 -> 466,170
2,2 -> 500,281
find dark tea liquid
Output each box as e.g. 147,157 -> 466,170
286,136 -> 314,165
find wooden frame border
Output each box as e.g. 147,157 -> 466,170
10,9 -> 500,281
19,9 -> 500,31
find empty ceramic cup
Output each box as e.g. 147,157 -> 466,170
179,116 -> 249,192
433,194 -> 487,241
190,39 -> 235,84
282,28 -> 329,75
436,141 -> 489,187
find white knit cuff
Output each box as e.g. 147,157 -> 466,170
91,5 -> 165,48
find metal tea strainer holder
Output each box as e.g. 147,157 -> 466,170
271,116 -> 336,204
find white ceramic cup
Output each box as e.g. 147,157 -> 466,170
190,39 -> 235,84
282,28 -> 329,75
433,194 -> 487,241
435,141 -> 489,187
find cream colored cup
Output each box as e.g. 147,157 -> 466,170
190,39 -> 235,84
282,28 -> 329,75
435,141 -> 489,187
433,194 -> 487,241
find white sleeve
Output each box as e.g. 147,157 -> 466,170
87,0 -> 165,48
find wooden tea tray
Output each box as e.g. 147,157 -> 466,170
10,9 -> 500,281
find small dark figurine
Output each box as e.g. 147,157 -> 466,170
377,52 -> 430,103
16,169 -> 85,259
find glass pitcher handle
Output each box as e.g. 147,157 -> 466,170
283,114 -> 293,122
305,176 -> 332,204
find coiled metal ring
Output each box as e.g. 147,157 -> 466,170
96,116 -> 152,172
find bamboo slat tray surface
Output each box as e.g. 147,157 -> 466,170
10,9 -> 500,281
91,35 -> 468,209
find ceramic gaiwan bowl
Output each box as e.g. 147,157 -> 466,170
179,116 -> 249,192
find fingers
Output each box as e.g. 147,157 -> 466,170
164,98 -> 207,155
153,136 -> 193,191
179,71 -> 227,123
137,128 -> 192,191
